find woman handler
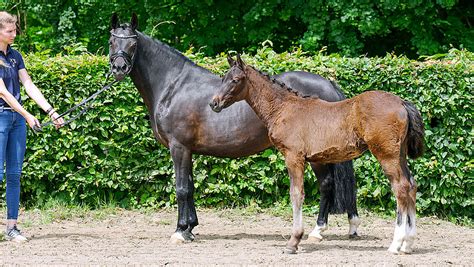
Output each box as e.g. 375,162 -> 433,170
0,11 -> 64,242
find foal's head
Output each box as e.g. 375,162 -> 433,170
109,13 -> 139,81
210,54 -> 248,113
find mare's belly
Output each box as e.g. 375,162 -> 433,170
193,132 -> 272,158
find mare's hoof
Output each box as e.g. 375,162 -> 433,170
307,235 -> 323,242
284,247 -> 297,254
182,231 -> 195,241
170,232 -> 186,244
170,230 -> 195,244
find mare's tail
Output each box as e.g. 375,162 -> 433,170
328,160 -> 357,214
402,100 -> 425,159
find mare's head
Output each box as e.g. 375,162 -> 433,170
210,54 -> 248,113
109,13 -> 139,81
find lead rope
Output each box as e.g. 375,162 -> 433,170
33,72 -> 120,132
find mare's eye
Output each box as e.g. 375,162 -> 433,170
232,79 -> 239,83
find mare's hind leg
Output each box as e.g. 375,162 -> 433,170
170,144 -> 199,244
341,160 -> 360,238
307,163 -> 331,241
332,160 -> 361,238
284,153 -> 306,254
377,156 -> 417,254
308,162 -> 361,241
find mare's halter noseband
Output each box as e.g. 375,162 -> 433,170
109,32 -> 139,75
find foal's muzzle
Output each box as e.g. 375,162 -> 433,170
209,98 -> 223,113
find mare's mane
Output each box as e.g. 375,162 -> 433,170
248,65 -> 318,100
118,23 -> 210,73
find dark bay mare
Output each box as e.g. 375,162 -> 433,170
210,55 -> 425,254
108,14 -> 360,243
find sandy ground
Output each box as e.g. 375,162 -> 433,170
0,208 -> 472,266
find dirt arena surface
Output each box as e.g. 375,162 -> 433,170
0,208 -> 472,266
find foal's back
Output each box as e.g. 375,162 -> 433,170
273,90 -> 408,163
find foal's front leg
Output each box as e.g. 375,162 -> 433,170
284,154 -> 306,254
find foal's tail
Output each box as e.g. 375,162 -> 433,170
402,100 -> 425,159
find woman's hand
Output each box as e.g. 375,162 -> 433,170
25,113 -> 41,130
50,111 -> 65,129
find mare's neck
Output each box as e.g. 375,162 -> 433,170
129,32 -> 211,112
244,66 -> 289,127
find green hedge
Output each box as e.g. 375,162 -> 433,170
9,48 -> 472,223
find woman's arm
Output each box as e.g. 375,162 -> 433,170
19,68 -> 64,127
0,79 -> 39,129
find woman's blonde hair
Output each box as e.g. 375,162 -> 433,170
0,11 -> 17,30
0,11 -> 16,67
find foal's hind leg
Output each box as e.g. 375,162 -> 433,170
397,161 -> 417,254
284,153 -> 306,254
377,156 -> 417,254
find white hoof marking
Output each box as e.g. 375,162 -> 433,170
170,232 -> 185,244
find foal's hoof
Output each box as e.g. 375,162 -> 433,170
399,246 -> 413,254
348,232 -> 359,239
307,235 -> 323,242
284,247 -> 297,254
387,246 -> 401,255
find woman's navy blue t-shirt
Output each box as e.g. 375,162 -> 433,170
0,45 -> 26,106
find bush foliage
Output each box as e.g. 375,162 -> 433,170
3,0 -> 473,57
11,48 -> 473,223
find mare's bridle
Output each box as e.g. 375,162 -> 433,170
33,32 -> 139,132
109,32 -> 139,76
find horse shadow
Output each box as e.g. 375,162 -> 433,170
197,232 -> 436,254
198,232 -> 287,242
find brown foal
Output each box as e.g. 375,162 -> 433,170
210,55 -> 424,254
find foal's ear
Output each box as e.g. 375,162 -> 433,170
227,55 -> 236,66
236,53 -> 245,69
111,13 -> 119,29
131,13 -> 139,31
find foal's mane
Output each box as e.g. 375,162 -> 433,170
248,65 -> 317,99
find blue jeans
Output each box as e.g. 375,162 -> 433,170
0,109 -> 26,220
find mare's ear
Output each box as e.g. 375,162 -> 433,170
111,13 -> 119,30
131,13 -> 139,31
236,53 -> 245,69
227,55 -> 235,66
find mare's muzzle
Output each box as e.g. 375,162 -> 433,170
110,50 -> 134,80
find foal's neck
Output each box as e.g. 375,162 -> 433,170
244,66 -> 291,126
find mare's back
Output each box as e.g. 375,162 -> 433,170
274,71 -> 345,102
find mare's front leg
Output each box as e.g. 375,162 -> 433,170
169,143 -> 198,244
284,153 -> 306,254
